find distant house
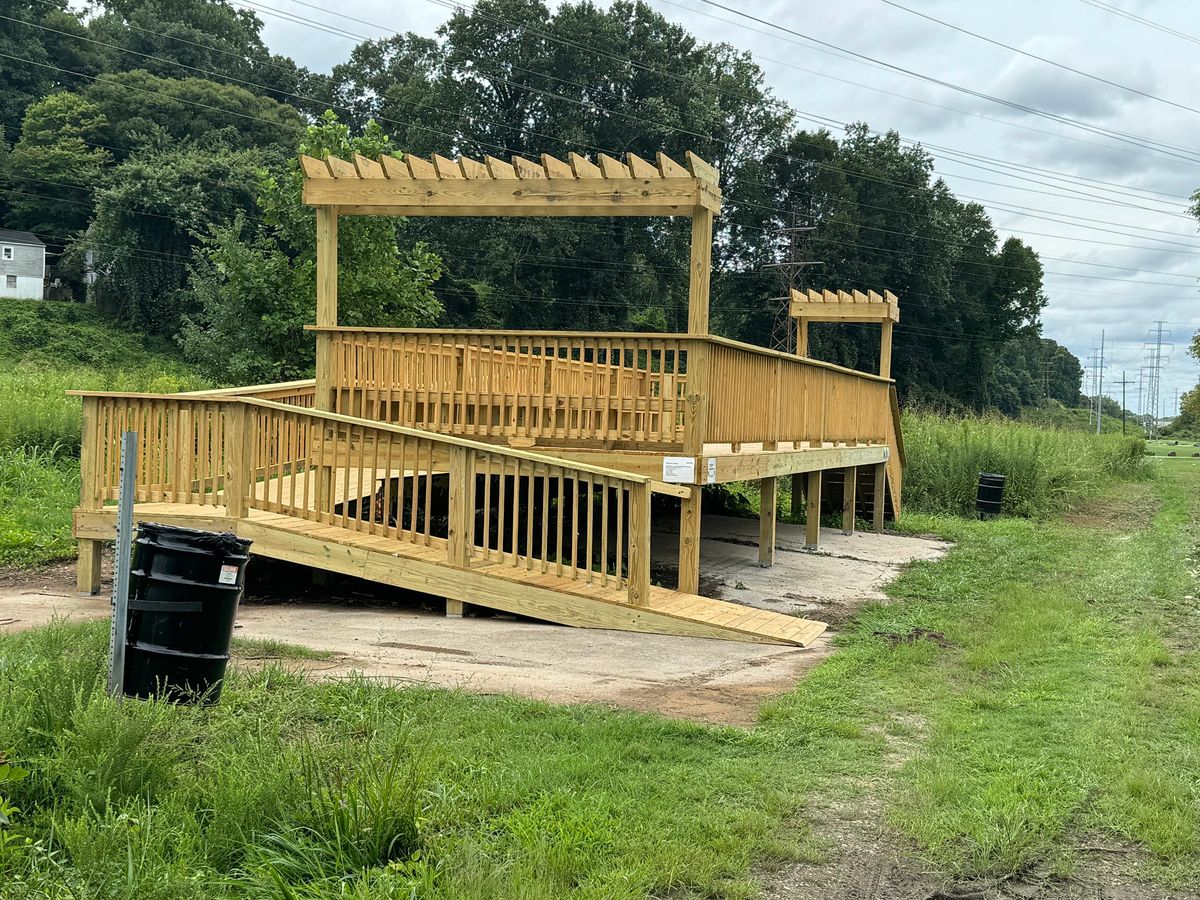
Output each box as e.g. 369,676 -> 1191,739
0,229 -> 46,299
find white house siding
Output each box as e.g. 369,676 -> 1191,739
0,243 -> 45,298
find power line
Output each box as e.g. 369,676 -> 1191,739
1079,0 -> 1200,47
693,0 -> 1200,165
880,0 -> 1200,118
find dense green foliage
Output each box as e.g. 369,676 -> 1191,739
180,115 -> 443,383
901,411 -> 1149,518
1,469 -> 1198,895
0,0 -> 1092,411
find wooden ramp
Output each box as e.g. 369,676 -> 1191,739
74,503 -> 826,646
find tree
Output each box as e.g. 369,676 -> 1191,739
3,92 -> 110,243
332,0 -> 789,334
84,70 -> 303,158
87,0 -> 325,110
180,113 -> 442,383
0,1 -> 103,127
84,142 -> 261,336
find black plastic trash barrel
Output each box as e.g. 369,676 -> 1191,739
122,523 -> 252,704
976,473 -> 1006,519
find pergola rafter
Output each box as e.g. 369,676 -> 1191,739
298,150 -> 721,218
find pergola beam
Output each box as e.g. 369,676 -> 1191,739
300,151 -> 721,219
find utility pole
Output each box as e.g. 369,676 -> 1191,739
763,208 -> 821,354
1113,371 -> 1134,435
1096,329 -> 1105,434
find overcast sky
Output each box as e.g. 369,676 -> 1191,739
254,0 -> 1200,414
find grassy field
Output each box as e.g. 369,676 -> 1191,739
0,300 -> 206,567
1,464 -> 1196,897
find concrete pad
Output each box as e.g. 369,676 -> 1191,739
653,515 -> 949,626
0,520 -> 948,725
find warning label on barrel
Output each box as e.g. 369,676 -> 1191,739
218,564 -> 238,585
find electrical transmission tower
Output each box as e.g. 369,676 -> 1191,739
1143,321 -> 1172,438
763,209 -> 821,354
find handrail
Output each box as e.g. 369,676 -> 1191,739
307,326 -> 893,383
240,397 -> 656,485
177,379 -> 316,397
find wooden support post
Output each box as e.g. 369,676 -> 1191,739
447,446 -> 474,567
314,205 -> 338,515
77,540 -> 102,594
687,208 -> 713,335
314,205 -> 339,411
224,402 -> 252,519
872,461 -> 887,533
678,488 -> 701,594
758,476 -> 777,567
626,482 -> 652,606
77,396 -> 103,594
842,465 -> 858,534
879,318 -> 893,379
445,599 -> 465,618
791,472 -> 805,521
683,339 -> 711,457
796,318 -> 809,357
805,469 -> 822,550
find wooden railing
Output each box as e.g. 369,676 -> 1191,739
180,379 -> 316,407
75,392 -> 659,604
77,394 -> 231,507
235,401 -> 654,602
318,328 -> 689,447
316,328 -> 895,451
703,337 -> 892,447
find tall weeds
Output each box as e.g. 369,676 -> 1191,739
902,411 -> 1150,518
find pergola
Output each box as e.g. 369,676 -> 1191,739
300,149 -> 722,407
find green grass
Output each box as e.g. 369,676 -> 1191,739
901,410 -> 1150,517
0,447 -> 80,567
1145,439 -> 1200,459
1,467 -> 1197,896
0,300 -> 206,568
1020,401 -> 1145,436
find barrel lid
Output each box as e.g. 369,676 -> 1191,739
136,522 -> 252,557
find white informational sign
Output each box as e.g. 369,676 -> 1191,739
662,456 -> 696,484
218,564 -> 239,586
706,457 -> 717,484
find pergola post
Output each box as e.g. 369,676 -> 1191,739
879,317 -> 893,379
314,205 -> 338,520
314,205 -> 338,412
687,208 -> 713,336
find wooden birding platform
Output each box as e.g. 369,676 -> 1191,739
71,150 -> 905,647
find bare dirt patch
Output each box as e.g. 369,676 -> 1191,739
1062,483 -> 1160,533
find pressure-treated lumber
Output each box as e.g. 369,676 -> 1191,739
872,462 -> 887,532
73,503 -> 825,645
687,208 -> 714,334
77,539 -> 102,594
678,489 -> 702,595
299,151 -> 721,217
805,469 -> 822,550
758,476 -> 777,567
842,465 -> 858,534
